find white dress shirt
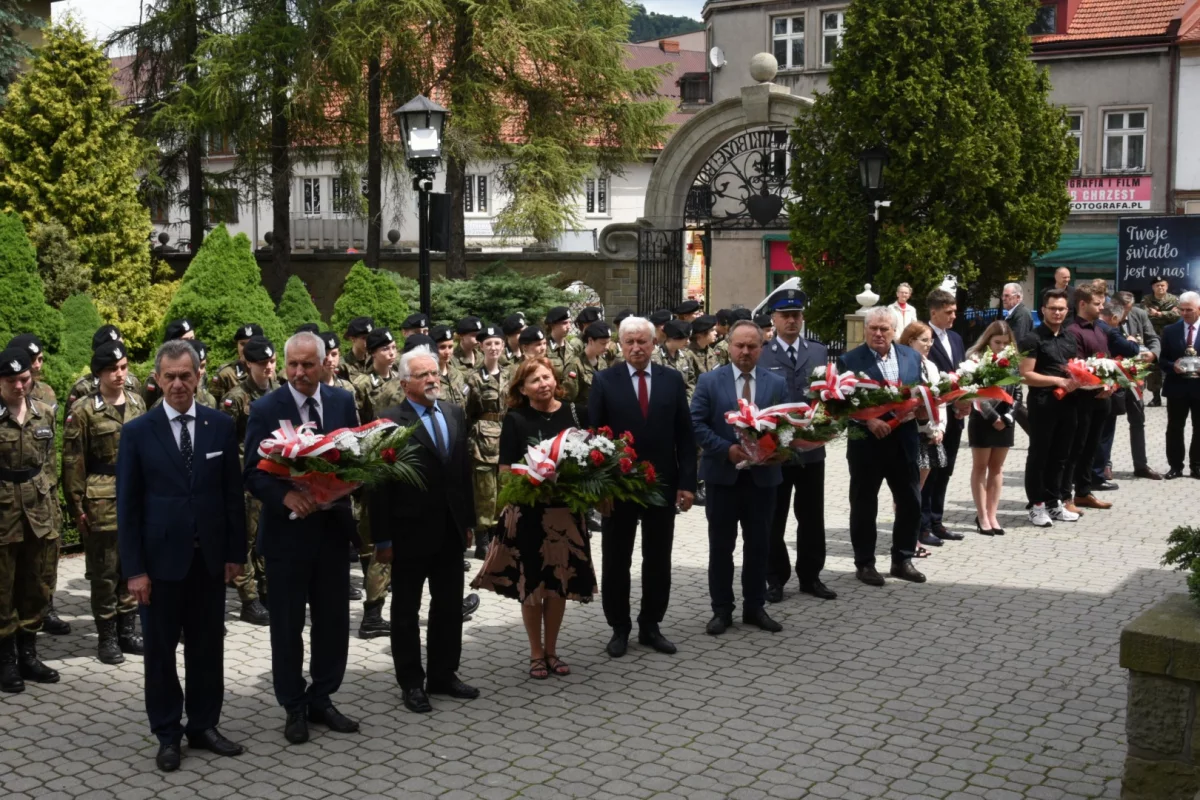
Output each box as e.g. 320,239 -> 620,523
287,381 -> 323,427
734,365 -> 758,401
163,400 -> 198,451
626,362 -> 651,402
775,336 -> 807,364
930,323 -> 952,359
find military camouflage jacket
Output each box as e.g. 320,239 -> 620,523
62,390 -> 146,532
209,360 -> 247,404
688,342 -> 723,375
561,351 -> 615,407
29,379 -> 57,419
1142,294 -> 1181,333
546,337 -> 579,378
713,338 -> 731,367
339,347 -> 370,381
67,372 -> 143,412
351,368 -> 399,423
440,366 -> 467,406
464,365 -> 512,465
221,376 -> 278,458
652,344 -> 697,400
0,398 -> 60,543
451,343 -> 480,375
151,384 -> 216,411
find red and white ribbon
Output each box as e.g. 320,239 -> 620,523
257,418 -> 395,460
510,427 -> 580,486
910,385 -> 940,426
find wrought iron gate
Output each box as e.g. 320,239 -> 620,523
636,228 -> 685,314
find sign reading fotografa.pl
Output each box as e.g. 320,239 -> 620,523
1069,176 -> 1152,213
1117,216 -> 1200,296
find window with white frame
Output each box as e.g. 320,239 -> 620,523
584,176 -> 609,215
1103,110 -> 1146,172
1066,113 -> 1083,173
332,175 -> 367,215
822,10 -> 845,66
302,177 -> 321,216
464,174 -> 489,214
772,16 -> 804,70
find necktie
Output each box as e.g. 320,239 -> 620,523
1188,325 -> 1196,349
428,405 -> 447,455
177,414 -> 193,476
787,345 -> 796,368
741,371 -> 753,403
637,370 -> 649,418
304,396 -> 323,433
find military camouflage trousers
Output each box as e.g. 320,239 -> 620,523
0,522 -> 58,638
473,462 -> 499,530
83,528 -> 136,620
233,495 -> 267,603
354,497 -> 390,605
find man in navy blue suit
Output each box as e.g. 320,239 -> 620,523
691,320 -> 789,635
757,287 -> 836,603
839,308 -> 927,586
243,331 -> 361,745
1161,291 -> 1200,479
920,289 -> 968,546
117,339 -> 247,772
589,316 -> 696,658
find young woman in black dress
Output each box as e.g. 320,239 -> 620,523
967,321 -> 1017,535
471,357 -> 596,680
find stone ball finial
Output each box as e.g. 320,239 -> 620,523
749,52 -> 778,83
158,232 -> 170,245
387,229 -> 401,245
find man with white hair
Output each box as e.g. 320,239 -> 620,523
243,331 -> 362,745
1161,291 -> 1200,479
1002,283 -> 1033,342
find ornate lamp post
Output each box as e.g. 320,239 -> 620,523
858,147 -> 890,284
394,95 -> 448,316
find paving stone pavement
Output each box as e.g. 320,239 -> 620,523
3,408 -> 1199,799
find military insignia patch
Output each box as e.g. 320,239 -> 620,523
8,360 -> 19,371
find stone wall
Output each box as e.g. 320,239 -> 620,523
1120,593 -> 1200,800
162,251 -> 639,320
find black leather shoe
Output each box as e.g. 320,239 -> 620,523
462,560 -> 470,572
742,608 -> 782,632
705,613 -> 732,635
357,602 -> 390,639
765,583 -> 784,603
240,598 -> 270,626
799,580 -> 837,600
186,727 -> 245,756
938,529 -> 965,541
637,628 -> 677,654
856,566 -> 885,586
42,604 -> 70,635
462,593 -> 480,621
1093,480 -> 1119,491
1149,396 -> 1162,407
1166,468 -> 1185,480
284,711 -> 308,744
348,585 -> 363,601
918,531 -> 943,547
308,704 -> 360,733
427,677 -> 480,699
606,629 -> 629,658
156,742 -> 181,772
402,687 -> 433,713
931,523 -> 951,538
1134,466 -> 1164,480
890,560 -> 927,583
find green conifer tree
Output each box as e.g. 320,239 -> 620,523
60,293 -> 104,374
276,275 -> 324,332
0,211 -> 63,353
331,261 -> 408,335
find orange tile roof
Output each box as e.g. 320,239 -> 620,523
1034,0 -> 1186,43
1179,0 -> 1200,39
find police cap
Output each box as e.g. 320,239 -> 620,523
767,286 -> 808,312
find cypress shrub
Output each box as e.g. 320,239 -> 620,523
331,261 -> 409,335
0,211 -> 63,353
60,293 -> 103,373
276,275 -> 323,332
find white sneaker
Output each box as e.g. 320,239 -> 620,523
1049,502 -> 1080,522
1029,504 -> 1053,528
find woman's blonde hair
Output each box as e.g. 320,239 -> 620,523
967,320 -> 1014,358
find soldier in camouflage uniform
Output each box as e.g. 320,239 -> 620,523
463,326 -> 510,559
452,316 -> 483,374
429,326 -> 468,406
400,312 -> 430,339
501,313 -> 527,367
1143,277 -> 1181,406
544,306 -> 579,380
687,314 -> 723,376
66,325 -> 144,411
674,298 -> 702,322
649,309 -> 672,346
562,322 -> 614,407
209,322 -> 262,404
0,348 -> 62,693
142,318 -> 197,407
652,320 -> 697,400
61,341 -> 147,663
339,316 -> 375,381
320,332 -> 357,394
756,312 -> 775,341
714,309 -> 751,367
218,336 -> 277,625
519,325 -> 548,360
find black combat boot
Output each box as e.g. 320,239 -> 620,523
240,598 -> 270,625
17,630 -> 59,683
473,528 -> 490,560
42,601 -> 71,635
97,618 -> 124,665
357,600 -> 390,639
0,636 -> 24,693
117,613 -> 145,655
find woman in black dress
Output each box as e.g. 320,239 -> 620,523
967,321 -> 1016,535
471,357 -> 596,680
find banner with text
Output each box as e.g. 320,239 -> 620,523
1117,216 -> 1200,297
1069,176 -> 1153,213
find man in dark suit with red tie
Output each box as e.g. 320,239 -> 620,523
1161,292 -> 1200,479
589,316 -> 696,658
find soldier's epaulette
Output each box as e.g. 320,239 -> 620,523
125,375 -> 137,389
93,395 -> 105,411
371,374 -> 381,388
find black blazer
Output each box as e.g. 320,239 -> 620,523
927,327 -> 966,430
243,383 -> 359,561
368,398 -> 475,556
588,362 -> 696,495
117,404 -> 246,582
1161,320 -> 1200,399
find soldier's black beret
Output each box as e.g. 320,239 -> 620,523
730,308 -> 753,322
664,320 -> 691,340
501,313 -> 527,336
754,313 -> 774,329
191,340 -> 209,362
690,314 -> 717,334
242,336 -> 276,363
575,307 -> 603,327
92,325 -> 122,350
234,322 -> 263,342
479,324 -> 504,343
430,325 -> 454,343
455,316 -> 483,336
402,313 -> 429,330
544,306 -> 570,325
582,322 -> 611,342
320,331 -> 340,352
294,322 -> 321,335
402,334 -> 435,353
649,309 -> 672,326
366,328 -> 396,353
7,334 -> 44,357
612,309 -> 633,326
715,309 -> 733,326
164,318 -> 195,341
90,340 -> 129,375
519,326 -> 546,345
0,347 -> 31,377
673,299 -> 701,315
345,316 -> 374,337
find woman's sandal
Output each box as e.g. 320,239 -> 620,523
546,655 -> 571,676
529,658 -> 550,680
914,546 -> 932,559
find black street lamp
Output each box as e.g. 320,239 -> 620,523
858,147 -> 889,284
394,94 -> 448,316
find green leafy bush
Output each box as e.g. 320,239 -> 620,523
276,275 -> 324,332
60,293 -> 103,373
32,221 -> 89,307
1163,526 -> 1200,608
0,211 -> 63,352
379,271 -> 420,312
428,262 -> 572,327
162,224 -> 286,364
331,261 -> 409,334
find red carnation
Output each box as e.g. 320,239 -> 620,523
997,358 -> 1010,368
381,448 -> 397,464
624,446 -> 637,460
324,448 -> 341,463
598,425 -> 615,439
621,431 -> 635,445
618,457 -> 633,474
589,449 -> 605,466
644,463 -> 657,484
